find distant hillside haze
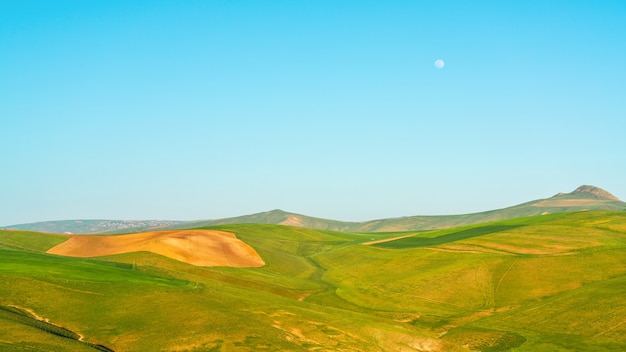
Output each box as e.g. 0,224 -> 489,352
6,185 -> 624,234
4,219 -> 188,235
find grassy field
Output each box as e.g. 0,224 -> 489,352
1,211 -> 626,351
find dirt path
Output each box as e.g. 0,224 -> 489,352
493,258 -> 518,305
362,233 -> 417,246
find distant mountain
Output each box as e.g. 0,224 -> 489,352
3,219 -> 188,235
5,185 -> 624,234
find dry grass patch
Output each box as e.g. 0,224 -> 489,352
47,229 -> 264,267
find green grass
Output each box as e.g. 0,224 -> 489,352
0,230 -> 68,252
1,226 -> 442,351
374,225 -> 525,248
1,211 -> 626,351
469,273 -> 626,351
0,248 -> 189,286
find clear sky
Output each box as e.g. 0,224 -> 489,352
1,1 -> 625,225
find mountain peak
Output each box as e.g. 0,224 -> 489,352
265,209 -> 290,215
571,185 -> 619,201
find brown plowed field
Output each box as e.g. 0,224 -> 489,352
47,229 -> 264,267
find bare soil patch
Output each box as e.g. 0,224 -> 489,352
280,215 -> 305,227
47,229 -> 264,267
362,234 -> 416,245
533,199 -> 609,207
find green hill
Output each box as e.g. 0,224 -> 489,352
2,210 -> 626,350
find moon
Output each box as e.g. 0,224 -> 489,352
434,59 -> 445,69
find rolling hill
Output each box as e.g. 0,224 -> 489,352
1,210 -> 626,350
5,185 -> 624,235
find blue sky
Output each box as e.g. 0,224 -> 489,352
1,1 -> 625,225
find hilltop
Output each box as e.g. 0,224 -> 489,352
566,184 -> 620,200
5,185 -> 624,234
